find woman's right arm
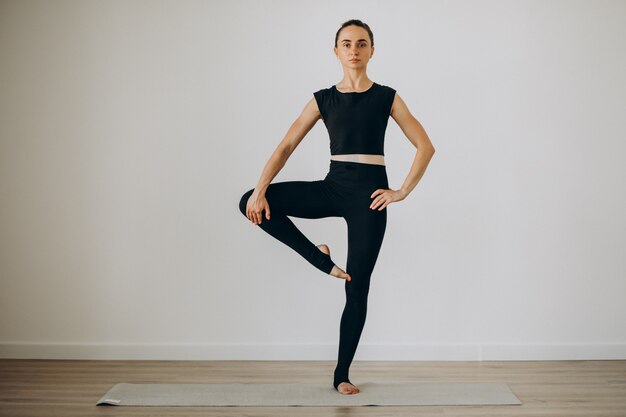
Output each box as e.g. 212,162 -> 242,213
245,96 -> 322,225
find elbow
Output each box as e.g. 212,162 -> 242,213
418,145 -> 436,156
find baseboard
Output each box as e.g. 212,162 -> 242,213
1,342 -> 625,360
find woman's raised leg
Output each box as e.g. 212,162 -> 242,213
238,180 -> 339,274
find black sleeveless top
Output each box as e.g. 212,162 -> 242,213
313,82 -> 396,156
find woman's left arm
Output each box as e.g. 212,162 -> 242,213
370,92 -> 436,211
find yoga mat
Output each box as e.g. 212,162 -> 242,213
96,382 -> 522,406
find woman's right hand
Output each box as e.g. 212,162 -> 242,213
246,190 -> 271,225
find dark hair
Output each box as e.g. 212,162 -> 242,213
334,19 -> 374,48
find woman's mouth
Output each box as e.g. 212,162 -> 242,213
350,59 -> 360,62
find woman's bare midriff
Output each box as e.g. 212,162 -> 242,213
330,154 -> 385,166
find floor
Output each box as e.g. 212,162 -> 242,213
1,359 -> 625,416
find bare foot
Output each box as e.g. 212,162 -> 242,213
337,381 -> 360,394
316,244 -> 351,282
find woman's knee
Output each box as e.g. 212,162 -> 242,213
238,188 -> 254,215
346,283 -> 370,301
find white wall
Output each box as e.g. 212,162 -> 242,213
1,0 -> 625,360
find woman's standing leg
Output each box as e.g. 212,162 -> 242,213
238,180 -> 339,274
333,207 -> 387,390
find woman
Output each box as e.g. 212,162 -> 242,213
238,19 -> 435,395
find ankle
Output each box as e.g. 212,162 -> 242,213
333,374 -> 351,390
318,251 -> 335,275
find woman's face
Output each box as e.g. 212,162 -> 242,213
334,25 -> 374,69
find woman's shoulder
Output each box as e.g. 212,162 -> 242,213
376,82 -> 397,94
314,85 -> 333,95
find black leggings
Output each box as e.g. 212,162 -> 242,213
238,160 -> 388,390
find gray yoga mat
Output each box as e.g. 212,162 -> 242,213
96,382 -> 522,406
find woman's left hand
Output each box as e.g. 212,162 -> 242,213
369,188 -> 407,210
